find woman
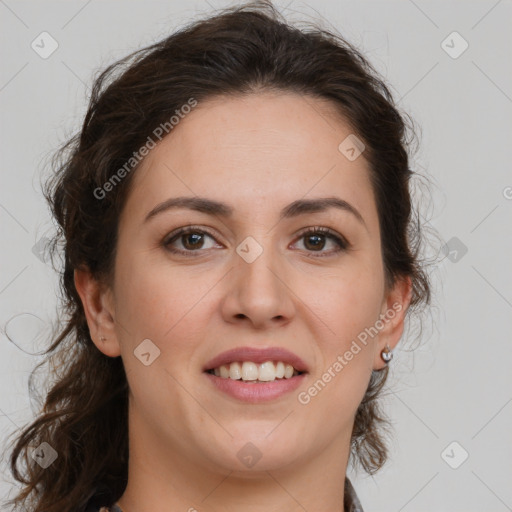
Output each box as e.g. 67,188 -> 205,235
7,1 -> 431,511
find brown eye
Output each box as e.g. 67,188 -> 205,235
303,233 -> 326,251
163,225 -> 348,258
181,232 -> 206,250
164,227 -> 220,255
293,227 -> 349,256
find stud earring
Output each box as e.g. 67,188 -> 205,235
100,336 -> 106,342
381,344 -> 393,363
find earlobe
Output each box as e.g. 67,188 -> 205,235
373,276 -> 412,370
74,267 -> 121,357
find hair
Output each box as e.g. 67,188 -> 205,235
6,1 -> 432,510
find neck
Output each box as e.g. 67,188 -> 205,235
116,401 -> 353,512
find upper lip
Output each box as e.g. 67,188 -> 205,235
203,346 -> 309,373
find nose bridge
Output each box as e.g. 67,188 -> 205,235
227,232 -> 293,324
236,234 -> 282,295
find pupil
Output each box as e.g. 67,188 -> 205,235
305,234 -> 324,251
183,233 -> 203,249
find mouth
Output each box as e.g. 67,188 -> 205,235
202,346 -> 309,402
204,363 -> 307,403
205,360 -> 304,383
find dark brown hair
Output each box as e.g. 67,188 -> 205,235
6,1 -> 432,510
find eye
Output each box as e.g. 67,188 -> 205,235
163,226 -> 221,256
291,226 -> 349,257
163,225 -> 349,257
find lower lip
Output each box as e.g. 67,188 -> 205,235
204,372 -> 307,403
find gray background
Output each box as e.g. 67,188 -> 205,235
1,1 -> 511,510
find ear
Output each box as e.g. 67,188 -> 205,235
74,267 -> 121,357
373,275 -> 412,370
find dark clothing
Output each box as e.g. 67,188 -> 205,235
83,483 -> 117,512
85,477 -> 364,511
344,477 -> 365,512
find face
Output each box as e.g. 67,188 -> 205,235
77,91 -> 410,478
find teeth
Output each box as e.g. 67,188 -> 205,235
258,361 -> 275,381
210,361 -> 301,382
275,361 -> 285,379
229,362 -> 242,380
241,361 -> 259,381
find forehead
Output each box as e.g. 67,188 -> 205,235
123,92 -> 376,224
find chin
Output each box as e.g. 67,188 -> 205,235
205,436 -> 304,474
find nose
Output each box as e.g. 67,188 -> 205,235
220,240 -> 296,330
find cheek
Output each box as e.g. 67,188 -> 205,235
296,269 -> 381,421
114,258 -> 207,421
294,257 -> 384,411
113,251 -> 219,363
298,258 -> 384,342
114,248 -> 186,331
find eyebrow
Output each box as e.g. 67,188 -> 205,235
144,195 -> 366,228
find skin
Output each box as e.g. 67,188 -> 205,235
75,91 -> 411,512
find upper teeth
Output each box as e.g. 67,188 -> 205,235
211,361 -> 300,381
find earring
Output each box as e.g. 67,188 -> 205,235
100,336 -> 106,342
380,344 -> 393,363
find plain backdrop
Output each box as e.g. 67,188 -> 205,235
1,1 -> 511,510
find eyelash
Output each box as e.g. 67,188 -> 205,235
163,225 -> 349,258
